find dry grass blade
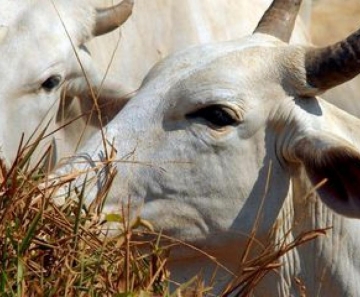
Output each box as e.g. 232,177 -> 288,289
0,122 -> 170,296
222,228 -> 329,297
0,109 -> 329,297
2,133 -> 329,296
0,126 -> 329,296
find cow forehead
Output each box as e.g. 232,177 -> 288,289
1,0 -> 93,47
0,0 -> 93,90
142,34 -> 284,90
136,34 -> 286,115
0,35 -> 68,92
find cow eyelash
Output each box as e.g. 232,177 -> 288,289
186,104 -> 242,128
41,75 -> 62,92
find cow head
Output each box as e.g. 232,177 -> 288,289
0,0 -> 133,164
56,0 -> 360,259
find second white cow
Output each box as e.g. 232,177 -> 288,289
55,0 -> 360,295
0,0 -> 133,164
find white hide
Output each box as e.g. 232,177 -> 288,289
56,32 -> 360,296
0,1 -> 34,27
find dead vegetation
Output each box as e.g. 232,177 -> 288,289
0,125 -> 329,297
0,127 -> 169,297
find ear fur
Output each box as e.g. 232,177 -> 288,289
291,133 -> 360,218
58,49 -> 133,127
59,78 -> 132,127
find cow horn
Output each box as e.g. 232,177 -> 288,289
93,0 -> 134,36
305,30 -> 360,92
253,0 -> 302,42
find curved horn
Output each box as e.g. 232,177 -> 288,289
93,0 -> 134,36
253,0 -> 302,42
305,30 -> 360,92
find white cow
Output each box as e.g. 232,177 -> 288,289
0,0 -> 133,164
55,0 -> 360,295
0,0 -> 312,169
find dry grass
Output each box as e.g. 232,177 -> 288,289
0,129 -> 169,297
0,125 -> 329,297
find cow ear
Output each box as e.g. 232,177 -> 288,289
60,78 -> 133,127
60,48 -> 133,127
291,133 -> 360,218
77,82 -> 133,127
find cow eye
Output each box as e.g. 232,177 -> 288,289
41,75 -> 62,92
187,105 -> 241,128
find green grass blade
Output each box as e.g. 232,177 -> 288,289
17,120 -> 51,170
19,211 -> 42,255
73,174 -> 88,251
